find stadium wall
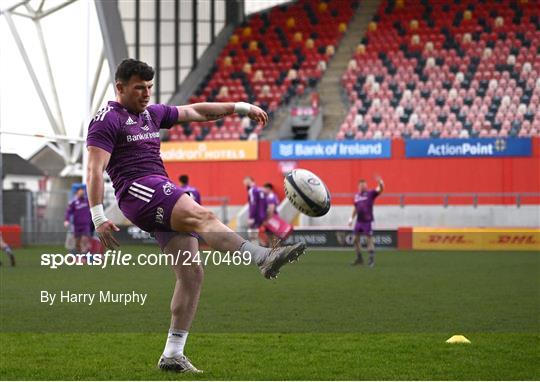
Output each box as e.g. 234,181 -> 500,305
299,206 -> 540,228
163,138 -> 540,205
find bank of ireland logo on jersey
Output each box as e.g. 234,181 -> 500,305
162,182 -> 174,196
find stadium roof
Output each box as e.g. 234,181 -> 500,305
28,143 -> 66,177
2,153 -> 44,177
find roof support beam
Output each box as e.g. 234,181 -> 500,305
94,0 -> 128,84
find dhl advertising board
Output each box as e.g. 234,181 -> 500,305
412,227 -> 540,251
161,141 -> 258,162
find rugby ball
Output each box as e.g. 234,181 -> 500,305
284,169 -> 331,217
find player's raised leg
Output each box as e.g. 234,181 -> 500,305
170,193 -> 306,279
158,233 -> 203,373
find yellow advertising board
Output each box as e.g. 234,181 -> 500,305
413,227 -> 540,251
161,141 -> 258,162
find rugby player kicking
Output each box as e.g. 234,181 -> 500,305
86,59 -> 305,373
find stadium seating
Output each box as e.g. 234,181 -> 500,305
168,0 -> 358,142
339,0 -> 540,140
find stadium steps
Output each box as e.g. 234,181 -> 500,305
317,0 -> 381,139
260,91 -> 315,141
260,104 -> 292,141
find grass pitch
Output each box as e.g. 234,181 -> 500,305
1,245 -> 539,380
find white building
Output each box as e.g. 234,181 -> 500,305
2,153 -> 44,192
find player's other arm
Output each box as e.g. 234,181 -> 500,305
348,208 -> 357,226
64,201 -> 74,228
375,176 -> 384,194
86,146 -> 119,249
177,102 -> 268,125
262,202 -> 274,223
267,202 -> 276,217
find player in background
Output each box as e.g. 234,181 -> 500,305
0,234 -> 16,267
261,183 -> 280,246
243,176 -> 268,240
86,59 -> 305,373
178,175 -> 201,205
64,186 -> 93,254
262,183 -> 279,217
348,177 -> 384,267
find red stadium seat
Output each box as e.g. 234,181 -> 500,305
170,0 -> 358,141
337,0 -> 539,139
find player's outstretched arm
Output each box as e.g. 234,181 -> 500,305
177,102 -> 268,125
86,146 -> 120,250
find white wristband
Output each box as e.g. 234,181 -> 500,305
234,102 -> 251,116
90,204 -> 108,228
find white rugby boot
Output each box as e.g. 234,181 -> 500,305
258,242 -> 307,279
158,354 -> 202,373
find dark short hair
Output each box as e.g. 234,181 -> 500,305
359,179 -> 367,183
115,59 -> 154,83
179,175 -> 189,184
263,183 -> 274,190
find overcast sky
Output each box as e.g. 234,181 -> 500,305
0,0 -> 115,159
